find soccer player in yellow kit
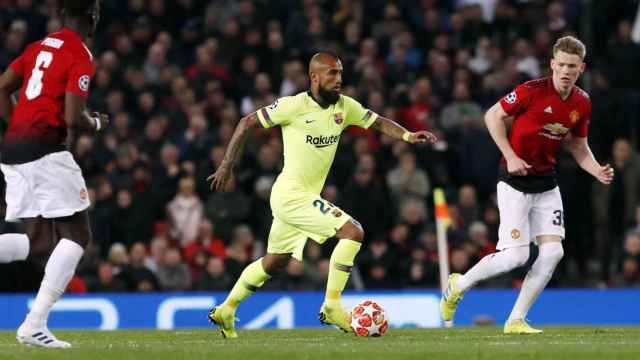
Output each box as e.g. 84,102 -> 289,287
207,52 -> 436,338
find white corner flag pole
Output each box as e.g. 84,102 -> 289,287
434,188 -> 453,327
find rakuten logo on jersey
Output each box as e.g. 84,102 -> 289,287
306,134 -> 340,148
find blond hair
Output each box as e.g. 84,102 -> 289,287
553,36 -> 586,59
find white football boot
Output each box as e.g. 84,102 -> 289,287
16,323 -> 71,348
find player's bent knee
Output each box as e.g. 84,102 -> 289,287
351,225 -> 365,243
508,246 -> 530,268
336,220 -> 364,242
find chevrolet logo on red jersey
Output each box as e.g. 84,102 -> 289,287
542,123 -> 569,136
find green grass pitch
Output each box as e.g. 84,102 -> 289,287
1,327 -> 639,360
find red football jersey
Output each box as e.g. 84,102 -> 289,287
3,27 -> 95,164
499,77 -> 591,176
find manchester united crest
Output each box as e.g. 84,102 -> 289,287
569,110 -> 580,124
334,113 -> 343,125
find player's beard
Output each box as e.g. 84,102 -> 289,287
318,86 -> 340,105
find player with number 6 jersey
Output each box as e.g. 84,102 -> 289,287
440,36 -> 614,334
0,0 -> 108,348
2,17 -> 95,163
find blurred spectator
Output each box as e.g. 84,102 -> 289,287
183,219 -> 226,265
156,248 -> 191,291
440,82 -> 483,132
120,242 -> 159,292
386,150 -> 430,208
146,235 -> 169,274
87,262 -> 127,292
342,157 -> 393,238
108,243 -> 129,275
167,177 -> 204,246
240,73 -> 276,116
205,177 -> 250,240
594,139 -> 640,280
111,189 -> 140,247
399,198 -> 429,241
196,256 -> 232,291
468,221 -> 496,259
358,237 -> 397,289
456,185 -> 481,229
224,225 -> 256,279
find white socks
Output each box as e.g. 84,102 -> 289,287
0,233 -> 29,263
457,245 -> 530,292
508,242 -> 564,321
24,239 -> 84,329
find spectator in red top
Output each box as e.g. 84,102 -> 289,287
183,219 -> 226,266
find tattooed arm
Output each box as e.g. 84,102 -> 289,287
369,116 -> 437,144
207,112 -> 261,191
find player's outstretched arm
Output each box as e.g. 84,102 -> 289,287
568,136 -> 614,185
0,68 -> 21,121
65,92 -> 109,131
369,116 -> 437,144
207,112 -> 260,191
485,102 -> 531,176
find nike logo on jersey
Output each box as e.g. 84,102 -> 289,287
544,106 -> 553,114
305,119 -> 316,124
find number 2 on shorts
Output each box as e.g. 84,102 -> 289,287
313,199 -> 332,214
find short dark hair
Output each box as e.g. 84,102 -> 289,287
62,0 -> 98,18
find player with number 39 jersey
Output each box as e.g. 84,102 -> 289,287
3,26 -> 95,164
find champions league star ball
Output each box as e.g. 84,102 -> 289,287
350,300 -> 389,337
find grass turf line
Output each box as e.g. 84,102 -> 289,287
0,327 -> 639,360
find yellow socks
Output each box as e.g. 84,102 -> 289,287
223,258 -> 271,309
325,239 -> 361,306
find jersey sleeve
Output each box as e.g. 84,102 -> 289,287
571,100 -> 591,138
499,84 -> 532,117
66,56 -> 95,98
256,96 -> 299,128
342,95 -> 378,129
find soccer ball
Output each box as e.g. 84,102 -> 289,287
350,300 -> 389,337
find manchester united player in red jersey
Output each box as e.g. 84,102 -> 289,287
440,36 -> 614,333
0,0 -> 108,348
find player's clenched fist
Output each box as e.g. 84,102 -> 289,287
407,130 -> 437,144
506,155 -> 532,176
595,163 -> 614,185
207,165 -> 232,191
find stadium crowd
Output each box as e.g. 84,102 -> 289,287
1,0 -> 640,292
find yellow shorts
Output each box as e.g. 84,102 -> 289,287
267,190 -> 352,261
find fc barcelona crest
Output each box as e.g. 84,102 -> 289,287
569,110 -> 580,124
334,113 -> 343,125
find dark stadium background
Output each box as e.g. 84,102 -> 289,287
0,0 -> 639,293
